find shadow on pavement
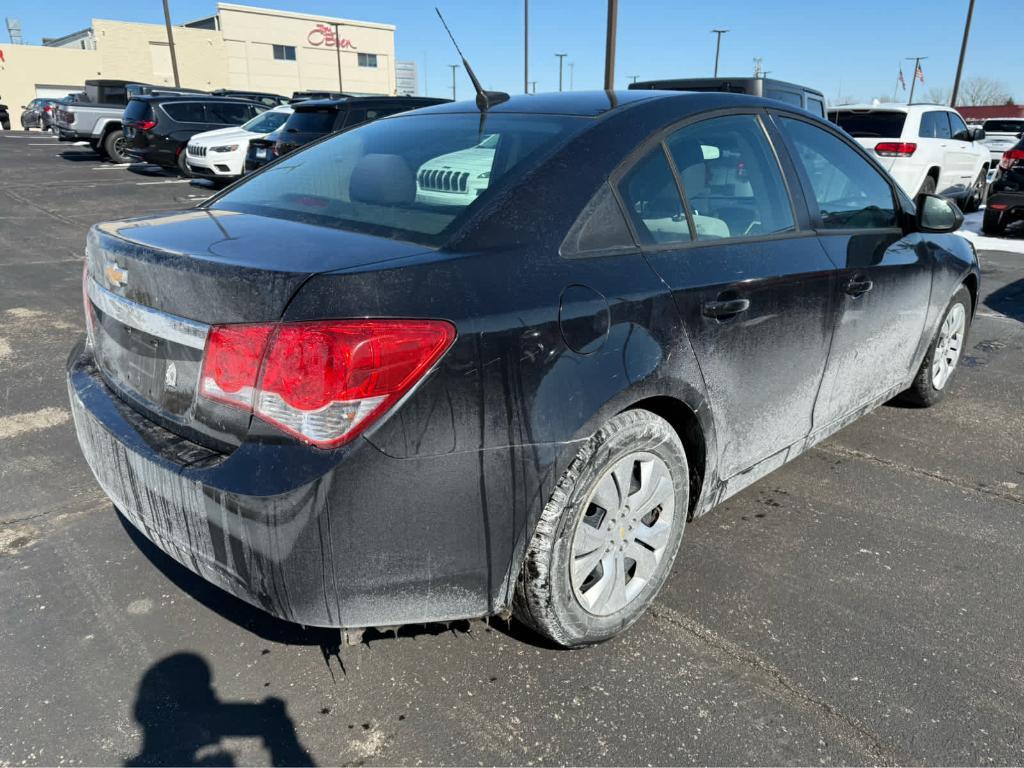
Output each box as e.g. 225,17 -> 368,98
124,652 -> 315,767
984,277 -> 1024,322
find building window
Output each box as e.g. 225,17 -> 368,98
358,53 -> 378,68
273,45 -> 296,61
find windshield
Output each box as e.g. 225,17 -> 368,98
210,112 -> 589,246
983,120 -> 1024,134
242,109 -> 292,134
829,110 -> 907,138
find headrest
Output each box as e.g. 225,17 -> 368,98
349,154 -> 415,206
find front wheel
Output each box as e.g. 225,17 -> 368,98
900,285 -> 972,407
177,149 -> 192,177
513,410 -> 689,647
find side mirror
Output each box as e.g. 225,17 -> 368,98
916,193 -> 963,233
968,126 -> 986,141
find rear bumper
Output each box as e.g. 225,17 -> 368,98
67,339 -> 515,629
126,145 -> 175,167
58,128 -> 89,142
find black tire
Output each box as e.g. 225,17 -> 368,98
177,149 -> 192,177
900,285 -> 972,407
103,129 -> 128,163
513,410 -> 689,647
982,209 -> 1005,236
960,169 -> 987,214
918,175 -> 937,196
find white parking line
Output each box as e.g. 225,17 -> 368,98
91,164 -> 133,170
135,179 -> 191,185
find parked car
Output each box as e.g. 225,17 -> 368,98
186,104 -> 293,182
630,76 -> 826,117
20,98 -> 48,130
290,90 -> 348,102
978,118 -> 1024,169
212,89 -> 290,108
123,95 -> 266,175
984,135 -> 1024,235
829,103 -> 990,211
0,98 -> 10,130
244,95 -> 448,172
70,91 -> 979,647
55,79 -> 134,161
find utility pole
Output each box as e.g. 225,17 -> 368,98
603,0 -> 618,90
448,64 -> 458,101
711,29 -> 728,77
161,0 -> 181,87
555,53 -> 567,91
950,0 -> 976,107
523,0 -> 529,94
628,75 -> 639,84
906,56 -> 927,105
569,62 -> 574,90
333,22 -> 344,93
529,81 -> 536,94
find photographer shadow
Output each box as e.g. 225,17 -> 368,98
125,653 -> 315,767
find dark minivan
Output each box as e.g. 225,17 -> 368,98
124,95 -> 265,174
245,95 -> 447,171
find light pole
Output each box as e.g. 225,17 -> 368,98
161,0 -> 181,87
950,0 -> 976,107
569,62 -> 574,91
555,53 -> 567,91
603,0 -> 618,90
711,29 -> 729,77
333,22 -> 343,93
523,0 -> 529,95
448,64 -> 459,101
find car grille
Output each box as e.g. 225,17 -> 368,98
418,168 -> 469,193
187,144 -> 207,157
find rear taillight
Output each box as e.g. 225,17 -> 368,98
999,149 -> 1024,170
875,142 -> 917,157
199,319 -> 456,448
43,105 -> 51,113
128,120 -> 157,131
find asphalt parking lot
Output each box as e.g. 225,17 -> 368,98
1,129 -> 1023,766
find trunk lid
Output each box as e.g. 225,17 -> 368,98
85,209 -> 431,449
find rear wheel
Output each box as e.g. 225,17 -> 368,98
982,209 -> 1005,236
961,169 -> 987,213
918,175 -> 937,196
513,410 -> 688,647
177,149 -> 192,177
900,285 -> 972,407
103,129 -> 128,163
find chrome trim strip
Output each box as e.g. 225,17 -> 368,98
86,277 -> 209,350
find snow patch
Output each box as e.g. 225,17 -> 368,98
0,407 -> 70,440
958,209 -> 1024,255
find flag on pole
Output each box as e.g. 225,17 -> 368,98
914,61 -> 925,84
898,65 -> 906,90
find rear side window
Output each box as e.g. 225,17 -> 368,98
830,110 -> 907,138
205,101 -> 259,124
162,102 -> 206,123
920,111 -> 952,139
617,146 -> 690,245
779,117 -> 897,230
766,89 -> 803,107
667,114 -> 795,241
286,109 -> 337,133
806,97 -> 826,117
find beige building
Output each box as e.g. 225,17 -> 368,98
0,3 -> 396,123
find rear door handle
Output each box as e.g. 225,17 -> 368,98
843,278 -> 874,297
702,298 -> 750,319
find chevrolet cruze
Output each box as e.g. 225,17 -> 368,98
69,91 -> 979,647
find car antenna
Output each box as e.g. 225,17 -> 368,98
435,7 -> 509,111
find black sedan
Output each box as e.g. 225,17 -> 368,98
69,91 -> 978,647
984,136 -> 1024,235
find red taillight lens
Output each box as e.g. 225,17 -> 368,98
128,120 -> 157,131
43,105 -> 52,113
199,319 -> 456,448
999,149 -> 1024,170
875,142 -> 917,157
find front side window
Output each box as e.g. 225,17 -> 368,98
920,111 -> 952,139
779,116 -> 897,230
948,111 -> 970,141
617,146 -> 690,245
211,113 -> 588,246
273,44 -> 296,61
358,53 -> 378,68
667,114 -> 795,241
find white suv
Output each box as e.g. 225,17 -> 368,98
829,104 -> 990,211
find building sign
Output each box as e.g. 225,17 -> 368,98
307,24 -> 357,50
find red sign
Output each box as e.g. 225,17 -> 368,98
307,24 -> 356,50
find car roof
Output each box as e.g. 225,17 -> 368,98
293,95 -> 449,110
132,94 -> 261,104
830,103 -> 952,113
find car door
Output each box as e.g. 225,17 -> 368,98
618,111 -> 837,481
946,110 -> 981,189
772,113 -> 931,429
918,110 -> 958,194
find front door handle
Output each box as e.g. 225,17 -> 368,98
702,298 -> 750,319
843,278 -> 874,297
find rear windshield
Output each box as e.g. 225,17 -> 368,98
982,120 -> 1024,134
242,109 -> 291,134
210,112 -> 589,246
123,100 -> 154,123
829,110 -> 907,138
284,109 -> 338,134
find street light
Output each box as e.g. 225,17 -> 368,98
555,53 -> 567,92
711,28 -> 729,77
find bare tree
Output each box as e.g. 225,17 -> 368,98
925,86 -> 950,104
871,94 -> 897,103
829,93 -> 859,107
956,76 -> 1012,106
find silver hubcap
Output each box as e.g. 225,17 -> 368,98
569,452 -> 676,617
931,303 -> 966,390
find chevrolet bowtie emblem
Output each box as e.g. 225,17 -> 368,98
104,261 -> 128,288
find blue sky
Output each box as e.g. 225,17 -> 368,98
4,0 -> 1021,103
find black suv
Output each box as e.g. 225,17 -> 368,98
245,95 -> 447,172
985,135 -> 1024,235
123,95 -> 265,174
630,76 -> 826,117
212,89 -> 290,108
